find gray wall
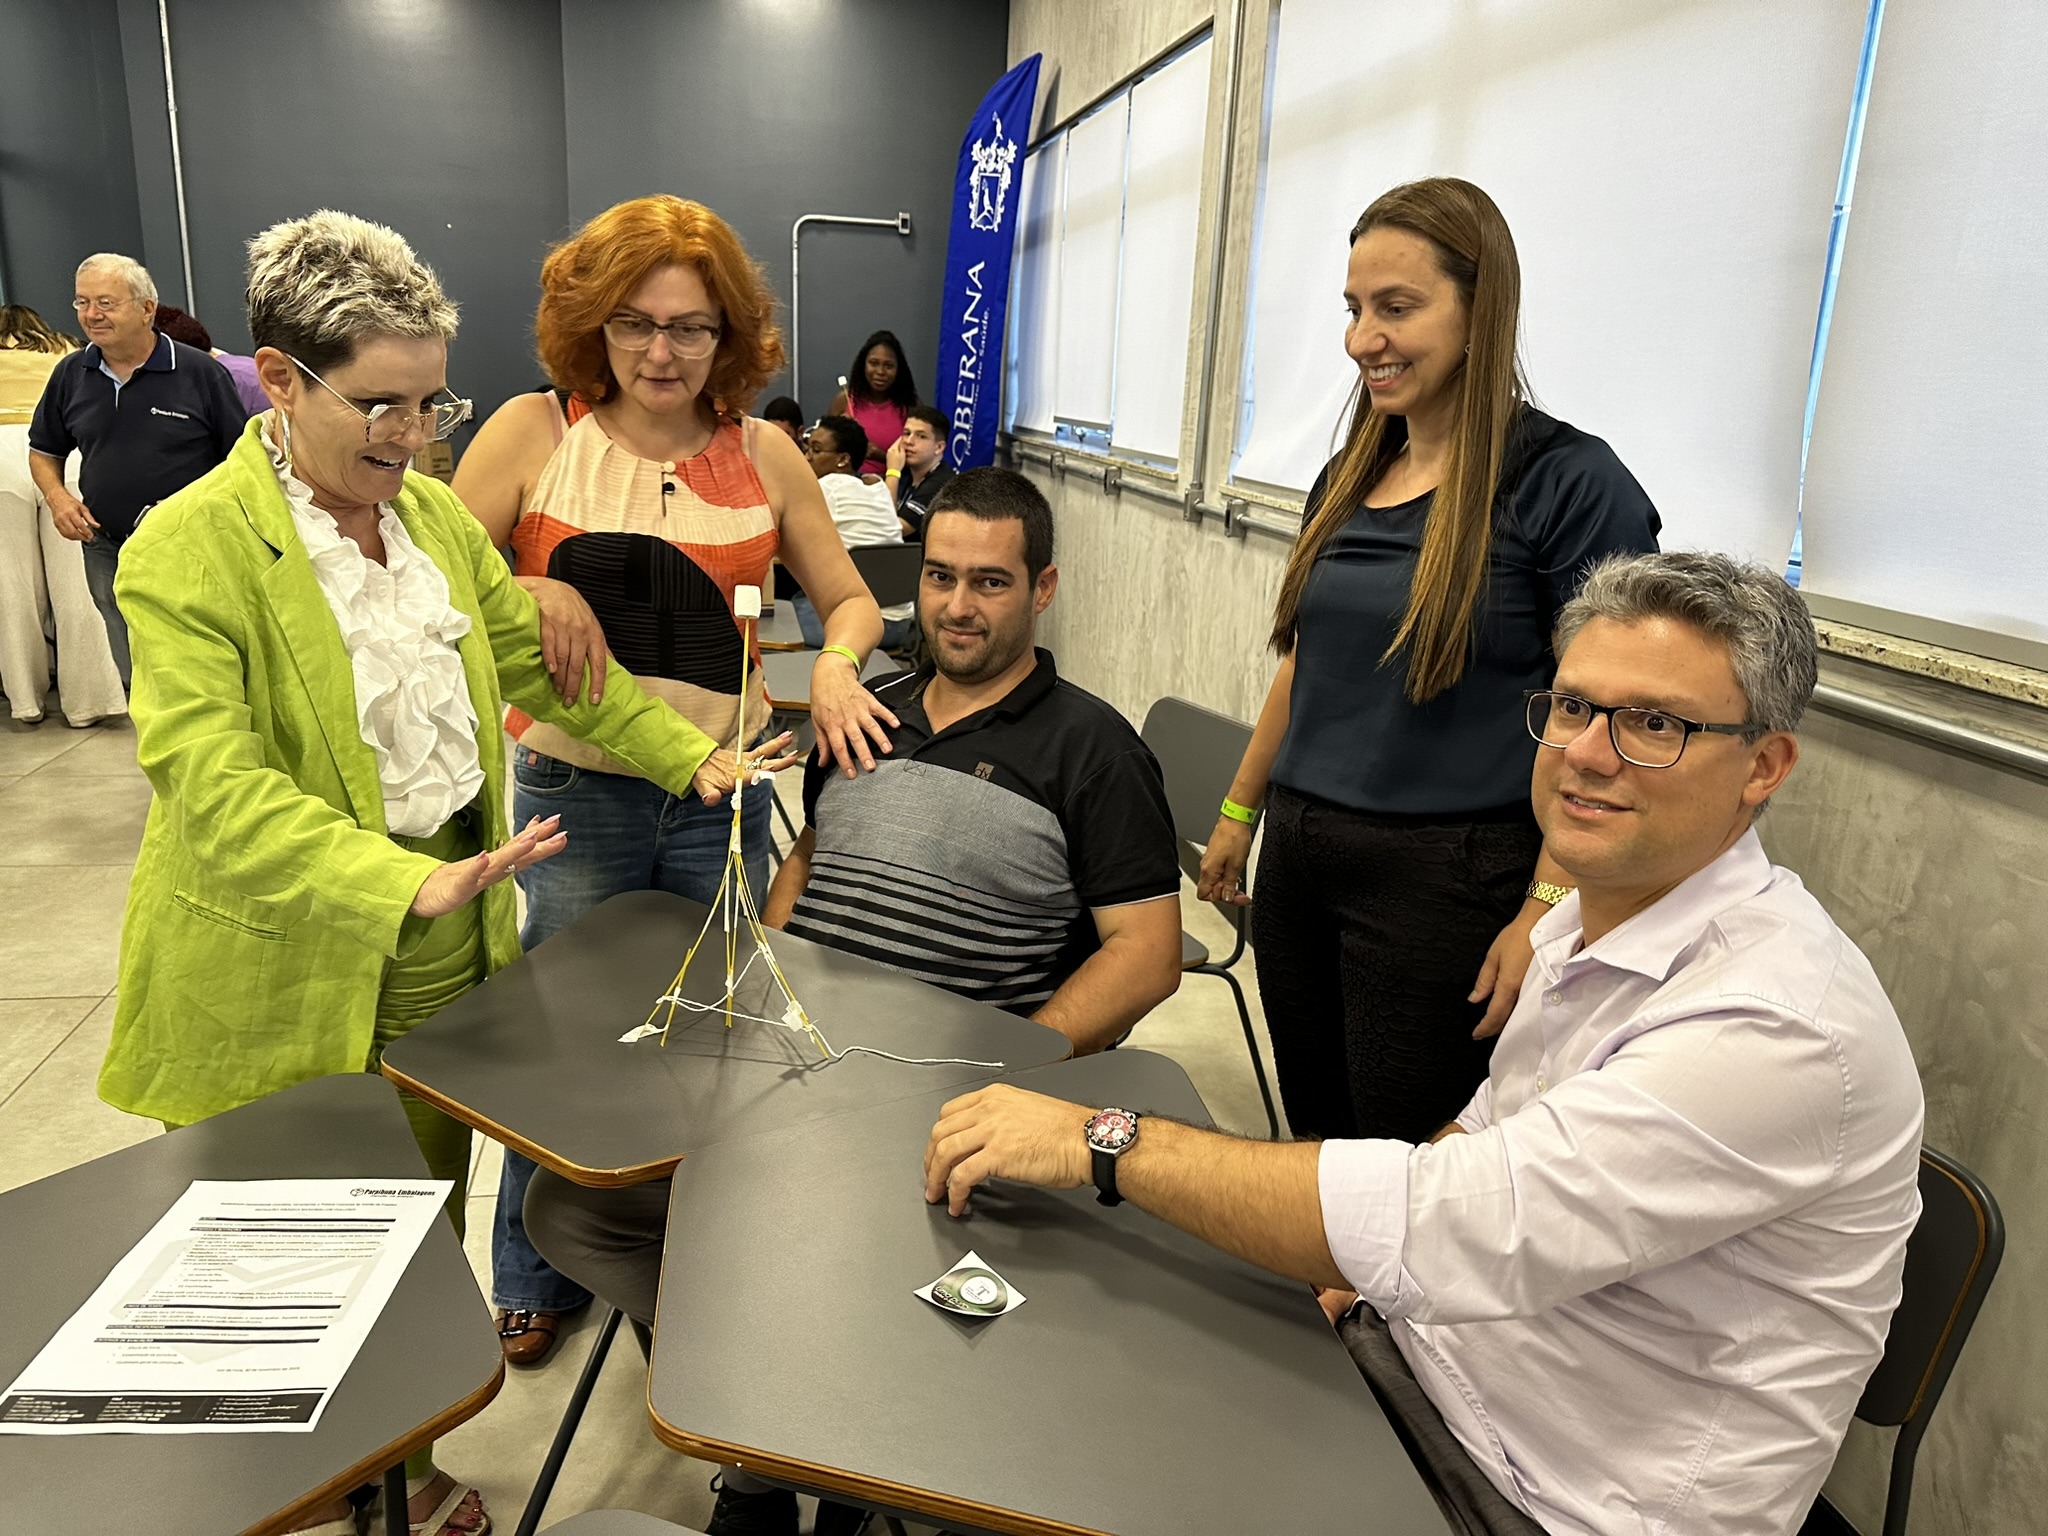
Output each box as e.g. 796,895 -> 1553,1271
152,0 -> 571,435
560,0 -> 1010,416
0,0 -> 144,321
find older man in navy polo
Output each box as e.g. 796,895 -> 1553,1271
28,254 -> 244,685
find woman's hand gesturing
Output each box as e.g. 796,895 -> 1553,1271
409,815 -> 567,918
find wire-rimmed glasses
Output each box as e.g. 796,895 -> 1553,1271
287,354 -> 473,444
602,315 -> 722,359
1525,690 -> 1760,769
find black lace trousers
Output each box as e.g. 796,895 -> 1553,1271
1249,784 -> 1542,1143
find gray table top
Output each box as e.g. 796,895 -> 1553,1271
754,603 -> 809,651
647,1051 -> 1448,1536
382,890 -> 1070,1187
0,1073 -> 502,1536
761,646 -> 894,711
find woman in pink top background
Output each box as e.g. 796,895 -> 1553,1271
827,328 -> 916,476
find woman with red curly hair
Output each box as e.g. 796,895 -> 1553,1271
453,196 -> 892,1376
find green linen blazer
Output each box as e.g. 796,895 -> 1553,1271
100,415 -> 717,1124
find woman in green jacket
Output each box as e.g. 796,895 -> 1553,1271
102,211 -> 782,1536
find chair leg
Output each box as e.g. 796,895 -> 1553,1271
774,794 -> 800,847
513,1304 -> 625,1536
383,1462 -> 408,1536
1882,1415 -> 1927,1536
1199,964 -> 1278,1139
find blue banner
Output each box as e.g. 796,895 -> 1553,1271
935,53 -> 1042,470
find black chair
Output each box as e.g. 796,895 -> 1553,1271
847,541 -> 924,610
1802,1145 -> 2004,1536
1139,697 -> 1280,1138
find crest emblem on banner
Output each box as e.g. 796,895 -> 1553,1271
967,115 -> 1019,233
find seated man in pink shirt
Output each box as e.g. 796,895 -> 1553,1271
925,551 -> 1924,1536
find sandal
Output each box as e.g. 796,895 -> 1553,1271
372,1472 -> 490,1536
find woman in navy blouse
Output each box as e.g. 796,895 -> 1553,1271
1199,178 -> 1660,1144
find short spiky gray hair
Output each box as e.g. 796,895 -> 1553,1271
76,254 -> 157,304
1556,551 -> 1818,735
245,210 -> 457,374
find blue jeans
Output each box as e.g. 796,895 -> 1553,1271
490,747 -> 774,1313
80,536 -> 129,687
791,591 -> 915,653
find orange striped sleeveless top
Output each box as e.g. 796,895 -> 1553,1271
505,398 -> 778,776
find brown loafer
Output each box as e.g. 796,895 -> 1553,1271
496,1308 -> 564,1367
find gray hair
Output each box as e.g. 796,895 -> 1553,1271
76,253 -> 157,304
245,210 -> 457,374
1556,551 -> 1818,735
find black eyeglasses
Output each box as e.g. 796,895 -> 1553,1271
1525,690 -> 1760,770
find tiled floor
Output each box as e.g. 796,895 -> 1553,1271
0,703 -> 1282,1533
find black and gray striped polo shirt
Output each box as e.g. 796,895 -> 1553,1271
786,650 -> 1180,1014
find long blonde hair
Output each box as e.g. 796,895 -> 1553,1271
0,304 -> 74,354
1269,178 -> 1528,703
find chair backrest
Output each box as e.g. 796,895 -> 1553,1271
1140,696 -> 1254,891
1856,1145 -> 2003,1430
848,541 -> 924,609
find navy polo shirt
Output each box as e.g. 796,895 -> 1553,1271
788,649 -> 1181,1013
27,333 -> 245,542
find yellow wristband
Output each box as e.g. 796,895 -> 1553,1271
1220,797 -> 1260,825
885,469 -> 901,480
820,644 -> 862,671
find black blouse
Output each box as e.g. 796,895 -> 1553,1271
1270,407 -> 1660,817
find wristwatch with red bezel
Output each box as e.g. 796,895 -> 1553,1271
1086,1106 -> 1143,1206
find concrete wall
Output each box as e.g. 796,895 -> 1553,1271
150,0 -> 571,435
1010,5 -> 2048,1533
11,0 -> 1007,434
0,0 -> 145,321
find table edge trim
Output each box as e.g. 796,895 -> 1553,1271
644,1408 -> 1111,1536
238,1358 -> 506,1536
377,1064 -> 679,1189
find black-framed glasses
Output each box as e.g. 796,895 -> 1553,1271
1525,690 -> 1760,770
602,315 -> 722,358
287,354 -> 473,444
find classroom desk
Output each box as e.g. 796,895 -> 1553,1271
756,603 -> 810,651
647,1050 -> 1449,1536
0,1074 -> 502,1536
761,646 -> 894,712
380,890 -> 1070,1188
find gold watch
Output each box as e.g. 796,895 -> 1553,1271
1526,880 -> 1572,907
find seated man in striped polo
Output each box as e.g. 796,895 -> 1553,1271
766,465 -> 1184,1047
526,466 -> 1184,1536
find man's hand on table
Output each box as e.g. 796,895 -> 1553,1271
924,1084 -> 1093,1217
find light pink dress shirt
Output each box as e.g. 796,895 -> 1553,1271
1319,830 -> 1924,1535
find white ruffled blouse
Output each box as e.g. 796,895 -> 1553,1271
266,431 -> 484,838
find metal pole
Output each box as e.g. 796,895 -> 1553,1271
157,0 -> 196,309
789,211 -> 911,406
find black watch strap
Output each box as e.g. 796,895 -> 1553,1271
1092,1143 -> 1123,1207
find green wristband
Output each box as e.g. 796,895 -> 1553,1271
1220,797 -> 1260,825
820,644 -> 862,671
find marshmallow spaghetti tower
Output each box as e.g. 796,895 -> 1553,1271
621,584 -> 826,1054
619,588 -> 1005,1073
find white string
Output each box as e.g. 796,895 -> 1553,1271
637,992 -> 1007,1070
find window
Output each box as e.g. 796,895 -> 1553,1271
1005,132 -> 1065,435
1231,0 -> 1869,563
1797,0 -> 2048,667
1003,35 -> 1213,464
